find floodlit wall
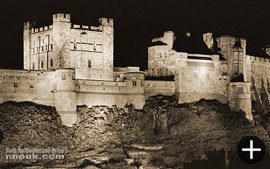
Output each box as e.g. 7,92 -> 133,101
144,80 -> 175,99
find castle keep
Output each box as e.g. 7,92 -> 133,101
1,13 -> 269,126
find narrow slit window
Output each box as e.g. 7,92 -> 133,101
88,60 -> 91,68
53,84 -> 57,90
62,74 -> 66,80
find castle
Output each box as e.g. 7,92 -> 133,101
1,13 -> 270,126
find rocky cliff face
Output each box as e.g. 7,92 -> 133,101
1,96 -> 270,168
252,77 -> 270,115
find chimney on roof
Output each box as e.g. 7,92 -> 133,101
203,32 -> 214,49
163,31 -> 175,49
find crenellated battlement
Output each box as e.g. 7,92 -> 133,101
99,18 -> 114,27
248,55 -> 270,63
53,13 -> 71,22
71,24 -> 103,32
30,25 -> 53,34
23,21 -> 34,29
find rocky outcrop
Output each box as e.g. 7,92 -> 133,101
0,102 -> 72,151
1,95 -> 270,168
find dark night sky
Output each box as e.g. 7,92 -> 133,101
1,0 -> 270,70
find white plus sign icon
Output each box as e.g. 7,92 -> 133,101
242,140 -> 261,159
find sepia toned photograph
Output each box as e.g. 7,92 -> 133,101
1,0 -> 270,168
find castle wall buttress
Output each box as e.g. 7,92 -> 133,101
52,69 -> 77,127
125,73 -> 145,109
228,82 -> 252,120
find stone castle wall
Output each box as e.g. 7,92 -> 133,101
217,36 -> 247,80
248,56 -> 270,89
147,33 -> 257,120
24,14 -> 114,81
0,69 -> 56,105
176,59 -> 228,104
75,79 -> 145,109
228,82 -> 252,120
11,14 -> 270,127
144,80 -> 175,99
0,69 -> 146,126
26,27 -> 54,70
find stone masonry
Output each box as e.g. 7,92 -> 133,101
2,13 -> 269,126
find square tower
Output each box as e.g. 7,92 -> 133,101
23,13 -> 114,81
